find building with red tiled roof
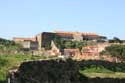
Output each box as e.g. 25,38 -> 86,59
13,37 -> 37,43
13,31 -> 104,53
54,31 -> 98,36
55,31 -> 100,41
13,37 -> 38,51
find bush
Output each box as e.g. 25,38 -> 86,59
78,60 -> 125,72
18,59 -> 83,83
104,45 -> 125,60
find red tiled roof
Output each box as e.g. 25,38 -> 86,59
56,33 -> 73,38
55,31 -> 98,36
13,37 -> 36,42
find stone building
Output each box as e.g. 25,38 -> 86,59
55,31 -> 100,41
13,37 -> 38,51
36,32 -> 56,50
13,31 -> 103,52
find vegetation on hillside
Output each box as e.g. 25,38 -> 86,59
100,45 -> 125,61
53,35 -> 88,51
78,60 -> 125,73
0,38 -> 14,46
0,54 -> 125,83
109,37 -> 123,43
0,38 -> 21,54
0,54 -> 47,83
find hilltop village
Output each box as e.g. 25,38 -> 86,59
1,31 -> 125,83
13,31 -> 124,61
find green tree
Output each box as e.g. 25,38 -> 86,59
109,37 -> 123,43
0,38 -> 22,54
104,45 -> 125,61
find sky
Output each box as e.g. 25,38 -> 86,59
0,0 -> 125,39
